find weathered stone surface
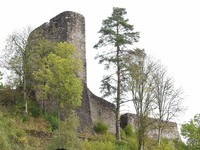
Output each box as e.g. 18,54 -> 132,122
29,11 -> 86,81
76,84 -> 93,133
120,113 -> 181,140
87,89 -> 116,133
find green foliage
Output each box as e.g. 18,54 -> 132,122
81,132 -> 138,150
94,7 -> 139,49
94,121 -> 109,134
181,114 -> 200,149
12,97 -> 41,118
0,130 -> 11,150
154,140 -> 175,150
13,95 -> 26,113
47,113 -> 80,150
94,7 -> 139,99
93,133 -> 116,142
28,100 -> 41,117
0,105 -> 183,150
144,137 -> 185,150
115,140 -> 131,150
121,130 -> 138,149
0,109 -> 30,149
21,113 -> 31,122
81,141 -> 116,150
173,139 -> 188,150
44,113 -> 59,131
123,124 -> 134,137
32,40 -> 83,110
81,138 -> 137,150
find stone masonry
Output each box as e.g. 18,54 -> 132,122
120,113 -> 181,140
27,11 -> 180,139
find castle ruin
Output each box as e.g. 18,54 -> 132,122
27,11 -> 180,139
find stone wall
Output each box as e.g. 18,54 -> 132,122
76,84 -> 93,133
87,89 -> 116,133
120,113 -> 181,140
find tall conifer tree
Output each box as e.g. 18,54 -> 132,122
94,7 -> 139,140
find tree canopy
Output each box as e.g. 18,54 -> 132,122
181,114 -> 200,150
32,41 -> 83,110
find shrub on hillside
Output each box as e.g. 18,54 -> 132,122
47,113 -> 80,150
29,100 -> 41,117
123,124 -> 134,137
93,121 -> 108,134
0,109 -> 30,149
81,141 -> 115,150
44,113 -> 59,131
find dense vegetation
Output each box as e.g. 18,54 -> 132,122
0,103 -> 187,150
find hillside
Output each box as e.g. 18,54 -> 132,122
0,102 -> 186,150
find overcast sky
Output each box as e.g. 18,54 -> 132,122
1,0 -> 200,124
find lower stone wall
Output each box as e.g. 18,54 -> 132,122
76,84 -> 93,133
148,127 -> 180,140
120,113 -> 181,140
88,89 -> 116,134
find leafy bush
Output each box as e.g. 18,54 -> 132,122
123,124 -> 134,137
93,121 -> 108,134
145,137 -> 178,150
0,109 -> 30,149
81,141 -> 115,150
93,133 -> 116,142
47,113 -> 80,150
0,131 -> 11,150
81,131 -> 138,150
28,100 -> 41,117
115,140 -> 131,150
44,113 -> 59,131
81,140 -> 136,150
21,113 -> 30,122
173,139 -> 188,150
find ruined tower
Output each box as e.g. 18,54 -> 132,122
29,11 -> 86,82
27,11 -> 92,132
27,11 -> 117,134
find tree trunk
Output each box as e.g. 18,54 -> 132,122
23,52 -> 28,114
138,114 -> 145,150
23,74 -> 28,114
157,125 -> 162,145
116,45 -> 121,141
116,103 -> 120,140
138,129 -> 144,150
